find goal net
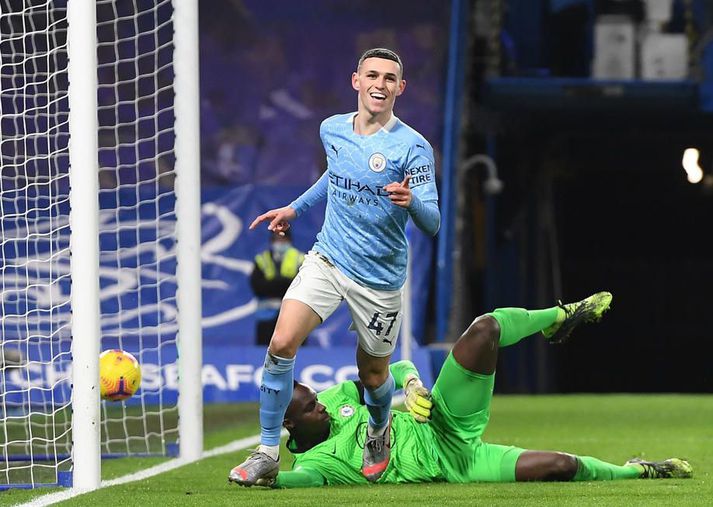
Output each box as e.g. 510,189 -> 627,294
95,0 -> 178,460
0,0 -> 201,490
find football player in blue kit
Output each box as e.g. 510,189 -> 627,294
229,48 -> 440,487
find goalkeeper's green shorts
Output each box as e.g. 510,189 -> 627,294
430,352 -> 525,483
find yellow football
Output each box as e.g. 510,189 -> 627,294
99,349 -> 142,401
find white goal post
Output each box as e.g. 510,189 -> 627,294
0,0 -> 202,491
67,0 -> 102,491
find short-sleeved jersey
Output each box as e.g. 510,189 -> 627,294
313,113 -> 438,290
287,381 -> 445,485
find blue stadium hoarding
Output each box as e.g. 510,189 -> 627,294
2,345 -> 433,407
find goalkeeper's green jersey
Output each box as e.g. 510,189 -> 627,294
286,380 -> 446,485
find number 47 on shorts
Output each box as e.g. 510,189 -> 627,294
367,312 -> 398,338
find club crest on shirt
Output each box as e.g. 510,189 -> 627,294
368,152 -> 386,173
339,404 -> 355,417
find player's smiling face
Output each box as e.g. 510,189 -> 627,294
352,57 -> 406,118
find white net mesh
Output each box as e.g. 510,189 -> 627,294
1,0 -> 179,488
96,0 -> 178,459
0,0 -> 72,488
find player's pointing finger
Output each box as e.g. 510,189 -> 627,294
249,214 -> 266,230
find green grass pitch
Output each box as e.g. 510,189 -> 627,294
4,395 -> 712,506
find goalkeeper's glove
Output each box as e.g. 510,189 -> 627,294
404,374 -> 432,423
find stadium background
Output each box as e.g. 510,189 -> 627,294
191,0 -> 713,397
4,0 -> 710,402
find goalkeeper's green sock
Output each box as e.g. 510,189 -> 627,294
487,307 -> 561,348
573,456 -> 642,481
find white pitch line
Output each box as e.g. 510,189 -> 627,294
15,431 -> 274,507
18,394 -> 406,507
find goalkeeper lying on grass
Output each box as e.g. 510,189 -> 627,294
229,292 -> 692,488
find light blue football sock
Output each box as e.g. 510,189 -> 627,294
259,351 -> 295,446
364,373 -> 395,433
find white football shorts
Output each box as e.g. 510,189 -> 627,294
283,251 -> 403,357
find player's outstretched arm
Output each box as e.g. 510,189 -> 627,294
390,360 -> 432,423
249,206 -> 297,234
249,170 -> 330,234
290,170 -> 329,215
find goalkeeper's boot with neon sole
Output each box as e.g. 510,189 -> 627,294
542,291 -> 613,344
362,417 -> 392,483
625,458 -> 693,479
228,450 -> 279,487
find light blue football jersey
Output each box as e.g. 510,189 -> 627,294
311,112 -> 438,290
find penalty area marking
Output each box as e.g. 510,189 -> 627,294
18,394 -> 405,507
